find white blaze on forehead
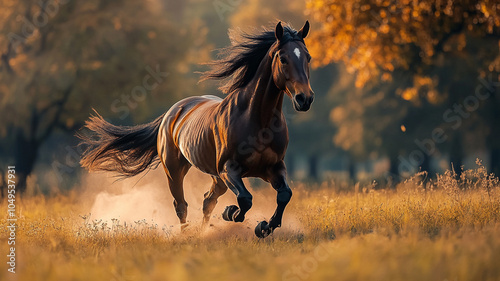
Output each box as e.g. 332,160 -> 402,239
293,47 -> 301,59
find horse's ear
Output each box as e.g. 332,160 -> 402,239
298,20 -> 310,39
275,21 -> 284,41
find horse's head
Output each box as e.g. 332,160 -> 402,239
271,21 -> 314,112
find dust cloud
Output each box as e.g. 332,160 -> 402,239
79,167 -> 303,238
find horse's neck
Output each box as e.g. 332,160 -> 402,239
243,54 -> 284,126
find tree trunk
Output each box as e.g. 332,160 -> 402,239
348,159 -> 356,182
449,133 -> 463,177
418,152 -> 433,188
490,148 -> 500,177
487,82 -> 500,178
308,154 -> 318,181
14,85 -> 74,194
14,130 -> 40,194
388,154 -> 401,187
420,152 -> 434,176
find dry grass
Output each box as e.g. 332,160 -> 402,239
1,163 -> 500,281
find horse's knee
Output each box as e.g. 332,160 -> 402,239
277,188 -> 292,204
237,194 -> 253,212
202,196 -> 216,214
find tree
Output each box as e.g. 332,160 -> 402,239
307,0 -> 500,177
229,0 -> 307,28
0,0 -> 210,193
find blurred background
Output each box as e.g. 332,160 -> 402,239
1,0 -> 500,195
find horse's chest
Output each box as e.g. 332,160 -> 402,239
244,147 -> 280,167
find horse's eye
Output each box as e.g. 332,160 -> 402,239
279,56 -> 288,64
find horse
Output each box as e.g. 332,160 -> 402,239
79,21 -> 315,238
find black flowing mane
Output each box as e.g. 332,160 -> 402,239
201,24 -> 305,94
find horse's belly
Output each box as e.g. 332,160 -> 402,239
175,115 -> 218,175
163,96 -> 220,175
179,134 -> 218,175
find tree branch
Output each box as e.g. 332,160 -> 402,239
432,22 -> 465,59
37,84 -> 74,142
1,42 -> 15,74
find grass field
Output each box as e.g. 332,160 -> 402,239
1,163 -> 500,281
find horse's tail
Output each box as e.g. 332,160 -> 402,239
79,111 -> 165,177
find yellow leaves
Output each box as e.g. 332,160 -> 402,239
400,124 -> 406,132
414,75 -> 433,87
361,4 -> 371,12
66,118 -> 74,128
65,61 -> 76,71
307,0 -> 500,89
426,90 -> 439,104
480,3 -> 490,18
147,31 -> 157,39
9,53 -> 27,68
80,61 -> 102,70
402,7 -> 412,21
355,69 -> 372,88
401,88 -> 417,101
457,33 -> 467,51
382,62 -> 394,72
399,75 -> 441,104
333,119 -> 364,150
381,72 -> 392,81
176,61 -> 190,74
90,61 -> 102,70
330,106 -> 346,122
344,24 -> 354,31
113,17 -> 122,30
50,64 -> 58,73
307,0 -> 326,10
379,24 -> 390,34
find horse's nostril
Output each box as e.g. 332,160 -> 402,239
308,96 -> 314,104
295,93 -> 306,104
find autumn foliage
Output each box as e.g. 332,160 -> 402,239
307,0 -> 500,87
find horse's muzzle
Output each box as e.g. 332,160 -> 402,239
293,93 -> 314,111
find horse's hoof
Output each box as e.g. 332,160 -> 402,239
255,220 -> 272,238
222,205 -> 239,221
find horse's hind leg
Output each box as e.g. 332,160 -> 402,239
202,176 -> 228,224
162,151 -> 191,229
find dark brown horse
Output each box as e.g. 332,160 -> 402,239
79,21 -> 315,238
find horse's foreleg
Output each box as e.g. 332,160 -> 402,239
202,176 -> 228,224
255,161 -> 292,238
219,161 -> 253,223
